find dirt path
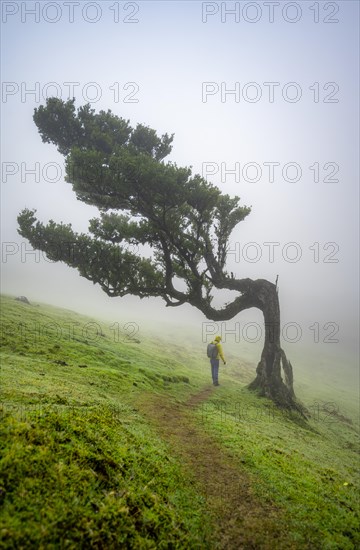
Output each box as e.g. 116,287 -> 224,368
137,386 -> 295,550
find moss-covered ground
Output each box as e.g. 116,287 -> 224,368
1,295 -> 359,548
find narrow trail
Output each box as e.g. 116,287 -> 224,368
137,386 -> 295,550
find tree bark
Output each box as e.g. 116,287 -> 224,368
246,281 -> 305,414
193,276 -> 306,414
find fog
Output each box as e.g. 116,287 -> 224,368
1,1 -> 359,385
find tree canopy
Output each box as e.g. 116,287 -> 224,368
19,98 -> 252,318
18,98 -> 305,413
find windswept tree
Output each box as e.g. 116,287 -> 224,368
18,98 -> 305,413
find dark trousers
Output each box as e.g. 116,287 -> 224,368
210,358 -> 219,384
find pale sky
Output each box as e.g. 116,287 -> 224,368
1,1 -> 359,373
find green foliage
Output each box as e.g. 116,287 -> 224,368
17,210 -> 164,298
129,124 -> 174,161
33,98 -> 132,156
20,99 -> 251,309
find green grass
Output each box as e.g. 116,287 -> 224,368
1,407 -> 210,548
0,295 -> 211,548
0,294 -> 359,548
193,387 -> 359,549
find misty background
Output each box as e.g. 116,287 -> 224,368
1,1 -> 359,387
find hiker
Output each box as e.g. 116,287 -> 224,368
207,335 -> 226,386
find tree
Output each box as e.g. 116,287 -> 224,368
18,98 -> 305,413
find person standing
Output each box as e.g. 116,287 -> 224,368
209,335 -> 226,386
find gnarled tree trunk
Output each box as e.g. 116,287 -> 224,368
246,281 -> 305,414
197,275 -> 306,414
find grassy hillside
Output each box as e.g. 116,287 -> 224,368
0,295 -> 359,548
